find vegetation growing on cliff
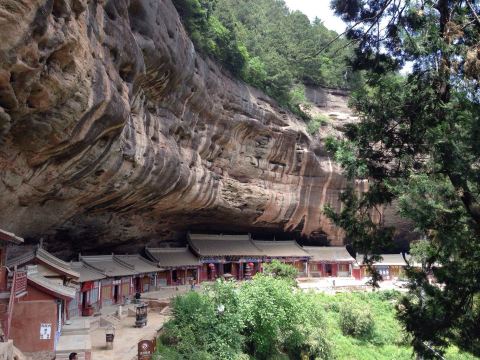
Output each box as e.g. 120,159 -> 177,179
171,0 -> 356,116
325,0 -> 480,358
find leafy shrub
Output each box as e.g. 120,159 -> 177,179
159,283 -> 245,360
376,289 -> 401,301
262,259 -> 298,284
160,274 -> 333,359
339,302 -> 375,339
307,114 -> 330,135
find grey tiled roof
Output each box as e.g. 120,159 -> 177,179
145,247 -> 200,267
0,229 -> 23,244
303,246 -> 355,262
115,254 -> 162,274
188,233 -> 263,257
253,240 -> 310,258
356,253 -> 410,266
7,246 -> 79,279
27,269 -> 76,299
71,261 -> 106,282
80,255 -> 137,277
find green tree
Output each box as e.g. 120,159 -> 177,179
173,0 -> 357,116
158,276 -> 333,359
160,280 -> 244,359
262,259 -> 298,285
326,0 -> 480,357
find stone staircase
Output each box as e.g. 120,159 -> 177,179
55,319 -> 92,360
99,313 -> 121,329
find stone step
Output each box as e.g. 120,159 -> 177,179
56,334 -> 92,359
99,314 -> 121,328
55,351 -> 88,360
62,318 -> 91,335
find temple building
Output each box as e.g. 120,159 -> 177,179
70,261 -> 106,316
356,253 -> 410,280
5,244 -> 79,358
115,254 -> 163,292
78,255 -> 137,307
253,240 -> 310,276
145,247 -> 201,285
303,246 -> 356,277
10,265 -> 77,358
6,245 -> 80,318
187,233 -> 264,280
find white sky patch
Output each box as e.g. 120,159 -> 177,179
283,0 -> 347,33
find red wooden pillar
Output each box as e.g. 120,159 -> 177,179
332,264 -> 338,277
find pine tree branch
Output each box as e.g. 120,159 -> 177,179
465,0 -> 480,27
312,0 -> 395,58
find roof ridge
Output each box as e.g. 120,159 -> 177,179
112,254 -> 136,270
116,254 -> 159,268
79,256 -> 109,275
146,246 -> 189,251
6,248 -> 35,268
36,248 -> 74,268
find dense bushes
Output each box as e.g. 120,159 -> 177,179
160,284 -> 244,359
159,280 -> 476,360
158,273 -> 332,359
339,302 -> 375,339
171,0 -> 356,117
262,259 -> 298,284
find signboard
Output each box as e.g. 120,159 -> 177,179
13,271 -> 27,295
138,339 -> 155,360
40,323 -> 51,340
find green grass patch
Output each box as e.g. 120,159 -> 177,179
307,114 -> 330,135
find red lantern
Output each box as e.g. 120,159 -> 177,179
248,262 -> 254,267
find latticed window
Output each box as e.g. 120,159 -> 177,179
121,282 -> 130,297
101,285 -> 112,300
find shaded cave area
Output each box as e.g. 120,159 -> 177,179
15,219 -> 335,261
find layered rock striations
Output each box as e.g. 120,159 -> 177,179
0,0 -> 357,252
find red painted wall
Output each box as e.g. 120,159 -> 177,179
10,285 -> 58,353
352,268 -> 361,280
332,264 -> 338,276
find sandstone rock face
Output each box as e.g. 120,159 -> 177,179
0,0 -> 356,252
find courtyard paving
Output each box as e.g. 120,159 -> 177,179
90,285 -> 195,360
297,277 -> 407,293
